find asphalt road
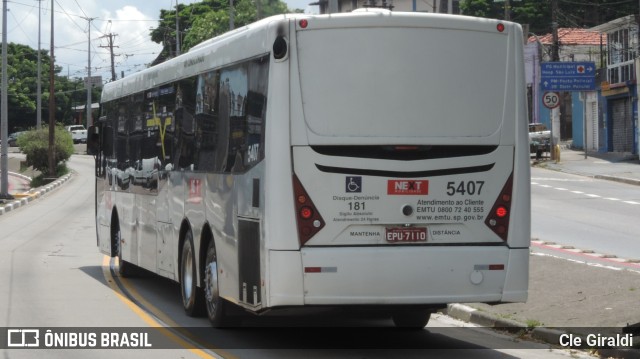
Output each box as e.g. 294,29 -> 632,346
0,155 -> 203,359
0,154 -> 593,358
531,166 -> 640,261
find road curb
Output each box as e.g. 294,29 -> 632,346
445,303 -> 640,358
593,174 -> 640,187
532,240 -> 640,265
8,170 -> 33,182
0,174 -> 72,215
533,163 -> 640,187
445,303 -> 525,334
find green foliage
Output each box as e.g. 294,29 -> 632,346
459,0 -> 495,18
2,43 -> 94,133
17,126 -> 74,176
30,163 -> 69,187
460,0 -> 640,35
151,0 -> 293,63
183,10 -> 232,51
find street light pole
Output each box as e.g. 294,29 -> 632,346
504,0 -> 510,20
85,17 -> 96,127
175,0 -> 180,56
37,0 -> 42,130
47,0 -> 55,177
1,0 -> 10,199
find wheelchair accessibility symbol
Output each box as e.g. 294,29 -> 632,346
345,176 -> 362,193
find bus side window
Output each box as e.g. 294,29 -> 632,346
219,65 -> 249,173
244,56 -> 269,170
195,71 -> 220,172
175,107 -> 196,170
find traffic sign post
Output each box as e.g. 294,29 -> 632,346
540,62 -> 596,92
542,92 -> 560,109
542,91 -> 560,160
539,62 -> 596,161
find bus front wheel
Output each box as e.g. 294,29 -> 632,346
180,231 -> 204,316
112,215 -> 135,277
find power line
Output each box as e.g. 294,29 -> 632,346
52,0 -> 85,32
7,5 -> 35,44
71,0 -> 87,18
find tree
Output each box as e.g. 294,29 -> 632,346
150,1 -> 219,63
1,43 -> 96,133
459,0 -> 497,18
460,0 -> 639,36
150,0 -> 294,65
17,125 -> 74,177
5,44 -> 42,131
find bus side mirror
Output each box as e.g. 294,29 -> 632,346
87,125 -> 100,155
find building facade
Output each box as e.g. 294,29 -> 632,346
527,28 -> 604,146
310,0 -> 460,14
592,15 -> 639,155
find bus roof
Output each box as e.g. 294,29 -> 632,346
101,11 -> 519,103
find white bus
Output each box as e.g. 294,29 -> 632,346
88,9 -> 530,329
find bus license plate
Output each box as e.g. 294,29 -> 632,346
385,227 -> 427,242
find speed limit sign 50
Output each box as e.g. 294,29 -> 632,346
543,92 -> 560,109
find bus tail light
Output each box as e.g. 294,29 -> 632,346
293,174 -> 325,246
485,174 -> 513,241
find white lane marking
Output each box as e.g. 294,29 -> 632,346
532,180 -> 639,206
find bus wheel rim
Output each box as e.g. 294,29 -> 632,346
182,245 -> 193,300
205,260 -> 218,311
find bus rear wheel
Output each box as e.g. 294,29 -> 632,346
204,240 -> 235,327
391,309 -> 431,329
180,230 -> 204,316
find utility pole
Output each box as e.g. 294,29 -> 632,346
1,0 -> 10,199
100,33 -> 119,81
551,0 -> 559,62
229,0 -> 235,30
175,0 -> 180,56
550,0 -> 560,160
37,0 -> 42,130
82,17 -> 97,127
504,0 -> 510,21
48,0 -> 55,177
256,0 -> 262,20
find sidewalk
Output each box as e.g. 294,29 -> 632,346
444,148 -> 640,357
534,147 -> 640,186
0,151 -> 69,213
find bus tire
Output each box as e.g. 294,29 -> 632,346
204,239 -> 235,327
391,309 -> 431,329
112,213 -> 135,277
180,230 -> 205,316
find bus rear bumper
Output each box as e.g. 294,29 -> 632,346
267,246 -> 528,307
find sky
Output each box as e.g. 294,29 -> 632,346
1,0 -> 315,86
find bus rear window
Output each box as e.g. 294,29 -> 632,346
296,27 -> 508,139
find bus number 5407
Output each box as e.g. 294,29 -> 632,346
446,181 -> 485,196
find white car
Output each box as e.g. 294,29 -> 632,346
66,125 -> 87,144
529,123 -> 551,158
